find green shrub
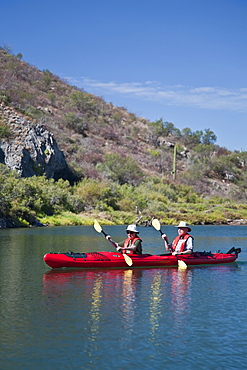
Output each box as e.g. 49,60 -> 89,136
97,153 -> 144,186
75,178 -> 119,211
64,112 -> 88,135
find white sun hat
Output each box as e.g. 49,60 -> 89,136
175,221 -> 191,232
126,224 -> 139,233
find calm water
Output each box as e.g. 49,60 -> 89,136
1,225 -> 247,369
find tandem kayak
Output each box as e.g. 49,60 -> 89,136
43,247 -> 241,269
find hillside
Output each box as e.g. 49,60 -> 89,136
1,46 -> 247,226
0,48 -> 160,180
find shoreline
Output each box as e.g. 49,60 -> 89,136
1,214 -> 247,229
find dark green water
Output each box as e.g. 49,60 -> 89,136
1,225 -> 247,369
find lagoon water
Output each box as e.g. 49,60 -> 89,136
1,225 -> 247,369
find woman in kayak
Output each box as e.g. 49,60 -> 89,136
106,224 -> 143,255
162,221 -> 194,256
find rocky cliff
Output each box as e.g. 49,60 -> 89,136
0,102 -> 75,182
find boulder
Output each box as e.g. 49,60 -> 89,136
0,103 -> 76,183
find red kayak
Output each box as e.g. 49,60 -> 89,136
43,247 -> 241,269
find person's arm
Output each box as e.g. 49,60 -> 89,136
162,234 -> 171,251
116,240 -> 124,251
177,249 -> 192,255
106,235 -> 121,250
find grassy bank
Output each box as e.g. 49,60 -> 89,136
38,204 -> 247,227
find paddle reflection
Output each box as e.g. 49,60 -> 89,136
121,269 -> 138,332
88,275 -> 102,345
170,268 -> 192,327
149,271 -> 163,337
122,269 -> 135,314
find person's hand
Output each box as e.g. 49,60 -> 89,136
162,234 -> 168,240
172,251 -> 179,256
116,246 -> 122,252
106,235 -> 111,241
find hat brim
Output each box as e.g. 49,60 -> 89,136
175,226 -> 191,232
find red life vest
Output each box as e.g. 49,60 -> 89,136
123,236 -> 142,254
171,233 -> 193,252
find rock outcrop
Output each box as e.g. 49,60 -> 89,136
0,102 -> 76,182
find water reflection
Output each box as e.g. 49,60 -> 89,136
170,268 -> 192,325
121,269 -> 135,325
41,262 -> 245,368
42,267 -> 193,340
42,268 -> 144,356
149,271 -> 163,337
87,275 -> 102,352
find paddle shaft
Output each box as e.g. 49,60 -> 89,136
98,227 -> 119,249
100,229 -> 107,237
157,227 -> 171,249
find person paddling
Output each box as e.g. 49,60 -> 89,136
106,224 -> 143,255
162,221 -> 194,256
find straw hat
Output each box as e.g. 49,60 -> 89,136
175,221 -> 191,232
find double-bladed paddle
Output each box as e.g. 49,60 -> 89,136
93,220 -> 133,267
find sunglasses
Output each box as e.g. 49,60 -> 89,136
127,231 -> 135,234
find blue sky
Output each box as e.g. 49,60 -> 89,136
1,0 -> 246,151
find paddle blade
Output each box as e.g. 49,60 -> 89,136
94,219 -> 102,234
178,259 -> 188,269
123,254 -> 133,266
152,218 -> 161,231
